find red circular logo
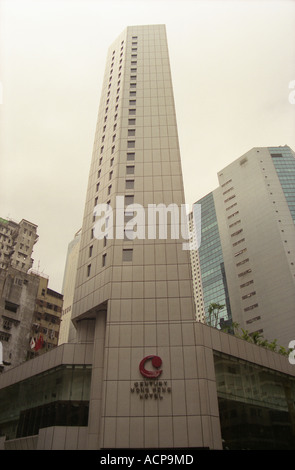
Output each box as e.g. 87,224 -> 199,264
139,355 -> 163,378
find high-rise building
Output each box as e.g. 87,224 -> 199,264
191,146 -> 295,347
0,218 -> 38,272
0,268 -> 63,371
188,210 -> 205,323
190,194 -> 232,328
71,24 -> 217,449
59,229 -> 81,345
28,272 -> 63,358
214,145 -> 295,348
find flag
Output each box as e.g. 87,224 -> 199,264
34,335 -> 44,351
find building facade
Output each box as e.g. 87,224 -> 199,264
190,146 -> 295,347
190,193 -> 232,328
59,229 -> 81,345
0,267 -> 63,371
0,218 -> 38,273
188,210 -> 205,323
214,146 -> 295,348
0,267 -> 40,371
71,23 -> 206,450
1,321 -> 295,450
28,272 -> 63,359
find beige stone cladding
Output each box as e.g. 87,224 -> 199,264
70,25 -> 219,449
215,147 -> 295,349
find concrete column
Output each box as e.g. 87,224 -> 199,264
86,310 -> 107,449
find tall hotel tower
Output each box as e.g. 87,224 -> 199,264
71,25 -> 221,449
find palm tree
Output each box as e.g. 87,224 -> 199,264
207,302 -> 225,329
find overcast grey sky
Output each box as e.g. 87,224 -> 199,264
0,0 -> 295,292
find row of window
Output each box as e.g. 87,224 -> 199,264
87,38 -> 139,277
224,185 -> 259,316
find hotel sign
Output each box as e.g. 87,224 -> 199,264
131,355 -> 172,400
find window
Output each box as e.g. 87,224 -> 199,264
130,83 -> 136,88
242,291 -> 256,300
96,182 -> 100,191
122,248 -> 133,262
231,229 -> 243,237
87,264 -> 91,277
129,100 -> 136,105
126,165 -> 135,174
127,152 -> 135,161
246,316 -> 261,324
128,119 -> 136,125
234,247 -> 247,257
112,145 -> 115,154
232,238 -> 245,247
221,179 -> 232,188
109,171 -> 113,180
226,202 -> 237,211
128,129 -> 136,136
127,141 -> 135,148
236,258 -> 249,267
125,195 -> 134,206
125,179 -> 134,189
102,253 -> 107,267
240,280 -> 254,289
108,185 -> 112,195
229,220 -> 241,228
5,301 -> 18,313
223,187 -> 234,195
224,194 -> 236,203
244,303 -> 258,312
110,157 -> 114,167
238,268 -> 252,277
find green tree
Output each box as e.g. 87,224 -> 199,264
207,302 -> 225,329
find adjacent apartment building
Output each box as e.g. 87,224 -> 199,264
0,267 -> 63,371
0,218 -> 38,273
191,146 -> 295,349
0,216 -> 63,370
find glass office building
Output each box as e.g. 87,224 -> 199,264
269,146 -> 295,222
195,192 -> 232,328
